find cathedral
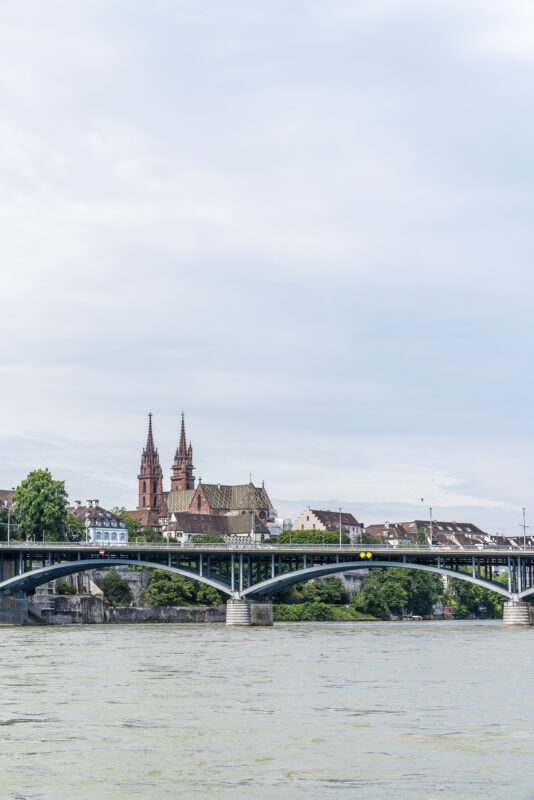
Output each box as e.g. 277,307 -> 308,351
131,413 -> 274,533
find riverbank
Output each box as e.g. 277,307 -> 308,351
46,595 -> 226,624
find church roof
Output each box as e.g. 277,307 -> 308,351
167,490 -> 195,513
200,482 -> 272,510
167,512 -> 269,536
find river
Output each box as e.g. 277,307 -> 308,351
1,620 -> 533,800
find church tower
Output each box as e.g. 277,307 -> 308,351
137,413 -> 164,510
170,412 -> 195,491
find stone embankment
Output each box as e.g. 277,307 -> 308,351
47,595 -> 226,625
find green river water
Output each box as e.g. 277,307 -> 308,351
1,620 -> 533,799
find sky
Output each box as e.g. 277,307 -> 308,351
1,0 -> 534,535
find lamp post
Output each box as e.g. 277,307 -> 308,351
339,507 -> 342,547
520,507 -> 529,549
429,507 -> 433,547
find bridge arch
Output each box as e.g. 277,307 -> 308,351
0,559 -> 233,598
240,560 -> 514,601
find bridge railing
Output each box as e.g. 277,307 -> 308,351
1,541 -> 534,553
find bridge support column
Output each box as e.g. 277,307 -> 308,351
503,601 -> 531,626
226,599 -> 273,626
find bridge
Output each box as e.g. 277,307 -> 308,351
0,541 -> 533,625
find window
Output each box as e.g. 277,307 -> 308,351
97,520 -> 102,527
143,481 -> 146,494
153,481 -> 157,494
197,494 -> 201,511
143,497 -> 146,507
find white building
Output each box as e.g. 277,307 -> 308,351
292,506 -> 362,543
68,500 -> 128,544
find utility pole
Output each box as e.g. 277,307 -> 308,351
339,507 -> 342,547
520,507 -> 529,549
429,506 -> 433,547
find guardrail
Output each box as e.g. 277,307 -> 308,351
1,541 -> 534,553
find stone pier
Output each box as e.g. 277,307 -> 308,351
503,601 -> 531,626
226,599 -> 273,626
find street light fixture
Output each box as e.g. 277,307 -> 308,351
339,507 -> 342,547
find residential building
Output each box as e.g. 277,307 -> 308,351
292,507 -> 362,543
68,500 -> 128,544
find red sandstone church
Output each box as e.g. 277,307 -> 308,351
129,413 -> 275,538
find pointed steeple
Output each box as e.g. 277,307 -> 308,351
178,412 -> 187,455
171,412 -> 195,492
138,413 -> 164,512
145,412 -> 155,452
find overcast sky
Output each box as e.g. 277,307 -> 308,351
1,0 -> 534,534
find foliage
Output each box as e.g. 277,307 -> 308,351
446,578 -> 505,619
140,526 -> 163,543
352,568 -> 441,619
190,531 -> 225,544
417,526 -> 428,546
100,570 -> 133,605
111,507 -> 142,540
273,603 -> 377,622
140,569 -> 223,607
65,513 -> 86,542
0,508 -> 19,541
277,529 -> 351,545
55,578 -> 77,595
13,469 -> 68,542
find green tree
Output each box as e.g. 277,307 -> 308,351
140,526 -> 163,543
112,507 -> 142,541
14,469 -> 68,542
55,578 -> 77,595
417,526 -> 428,546
140,570 -> 196,606
100,570 -> 133,605
65,514 -> 86,542
316,576 -> 350,605
277,529 -> 351,545
190,531 -> 225,544
0,508 -> 19,541
196,583 -> 223,606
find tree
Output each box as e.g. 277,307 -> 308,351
140,570 -> 196,606
14,469 -> 68,542
417,526 -> 428,546
55,578 -> 77,595
190,531 -> 225,544
277,529 -> 351,545
0,508 -> 19,542
140,526 -> 163,543
65,513 -> 86,542
196,583 -> 224,606
100,571 -> 133,605
112,507 -> 142,541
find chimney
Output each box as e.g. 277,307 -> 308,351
74,500 -> 81,509
92,499 -> 99,508
86,500 -> 92,508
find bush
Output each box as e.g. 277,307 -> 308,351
55,578 -> 77,595
100,571 -> 133,606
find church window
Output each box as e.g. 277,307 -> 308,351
143,481 -> 146,494
153,481 -> 157,494
143,497 -> 146,507
197,494 -> 201,511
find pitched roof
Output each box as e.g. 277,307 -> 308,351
167,490 -> 196,512
166,512 -> 269,536
201,482 -> 272,510
127,508 -> 162,527
0,489 -> 15,507
311,510 -> 360,531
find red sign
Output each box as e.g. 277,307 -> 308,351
99,550 -> 105,556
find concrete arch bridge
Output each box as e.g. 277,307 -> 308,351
0,542 -> 532,626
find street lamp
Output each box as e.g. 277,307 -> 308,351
520,507 -> 529,549
429,506 -> 433,547
339,507 -> 342,547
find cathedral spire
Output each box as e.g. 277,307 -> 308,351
171,412 -> 195,492
145,412 -> 155,452
138,413 -> 163,512
178,411 -> 187,455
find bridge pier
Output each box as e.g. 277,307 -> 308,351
226,599 -> 273,626
503,601 -> 531,626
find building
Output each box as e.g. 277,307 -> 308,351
292,507 -> 362,543
68,500 -> 128,544
163,511 -> 269,544
0,489 -> 15,510
131,413 -> 276,528
365,522 -> 415,546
